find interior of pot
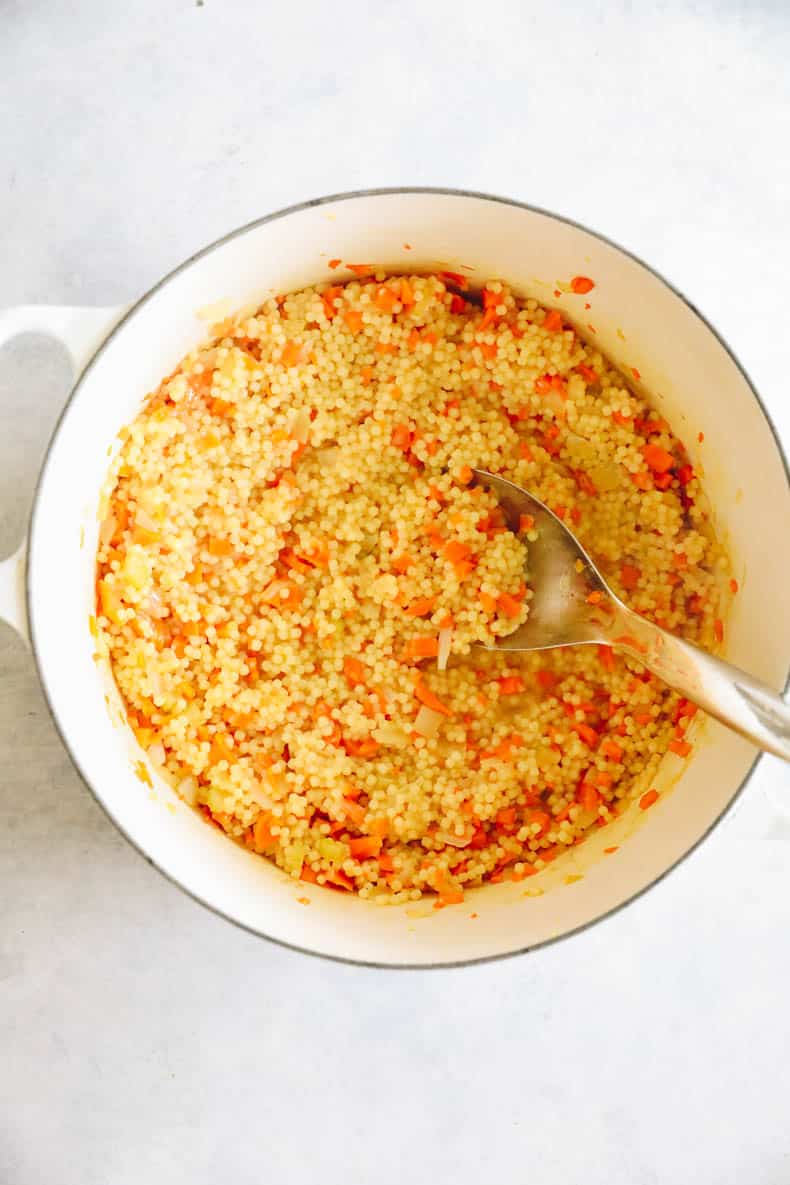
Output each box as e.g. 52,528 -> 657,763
28,190 -> 790,966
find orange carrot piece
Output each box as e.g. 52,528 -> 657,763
669,739 -> 692,757
349,836 -> 383,860
391,423 -> 412,450
405,596 -> 437,618
327,258 -> 341,269
414,681 -> 453,716
620,564 -> 642,590
543,310 -> 563,332
575,363 -> 598,384
598,644 -> 615,672
347,263 -> 373,275
457,464 -> 473,485
343,656 -> 366,687
642,443 -> 675,474
571,276 -> 595,294
343,309 -> 364,333
497,592 -> 523,619
639,789 -> 660,809
392,553 -> 414,574
443,540 -> 472,564
600,739 -> 623,762
714,618 -> 724,644
498,675 -> 525,695
404,636 -> 440,660
479,590 -> 498,614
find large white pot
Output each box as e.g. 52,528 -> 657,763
1,189 -> 788,967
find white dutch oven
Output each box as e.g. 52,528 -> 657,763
1,189 -> 788,967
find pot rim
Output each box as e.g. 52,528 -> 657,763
25,186 -> 790,969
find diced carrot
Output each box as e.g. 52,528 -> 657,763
343,656 -> 366,687
639,789 -> 660,809
407,327 -> 421,352
209,397 -> 235,418
207,537 -> 234,557
132,524 -> 160,546
572,722 -> 599,747
449,293 -> 466,314
519,513 -> 535,533
457,465 -> 474,485
496,806 -> 518,830
612,410 -> 632,426
452,559 -> 475,581
729,578 -> 739,595
369,817 -> 390,839
634,712 -> 653,725
405,596 -> 437,618
343,309 -> 364,333
600,739 -> 623,762
571,276 -> 595,294
676,464 -> 694,485
378,850 -> 395,874
620,564 -> 641,590
414,681 -> 453,716
526,810 -> 551,836
391,423 -> 412,450
443,540 -> 471,564
280,340 -> 305,367
631,470 -> 653,491
498,675 -> 525,695
375,340 -> 398,355
642,443 -> 675,474
714,618 -> 724,644
630,366 -> 641,381
578,783 -> 600,812
669,739 -> 692,757
479,590 -> 498,614
575,363 -> 598,384
404,636 -> 440,660
586,591 -> 604,605
399,277 -> 415,307
536,669 -> 559,691
498,593 -> 524,619
517,441 -> 534,461
252,812 -> 276,851
321,285 -> 342,319
349,836 -> 383,860
598,644 -> 615,672
543,310 -> 563,332
210,733 -> 236,764
374,285 -> 399,313
392,553 -> 414,574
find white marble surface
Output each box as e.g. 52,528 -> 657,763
2,2 -> 789,1182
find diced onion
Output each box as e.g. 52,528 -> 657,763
135,506 -> 160,532
177,776 -> 198,806
372,722 -> 410,748
147,742 -> 166,767
290,408 -> 311,444
435,826 -> 474,848
316,446 -> 340,468
437,627 -> 453,672
414,704 -> 442,738
99,514 -> 117,546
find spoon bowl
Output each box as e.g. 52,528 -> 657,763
474,469 -> 790,761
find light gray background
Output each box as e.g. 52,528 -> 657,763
2,2 -> 789,1183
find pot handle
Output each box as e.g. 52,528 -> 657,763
0,303 -> 130,645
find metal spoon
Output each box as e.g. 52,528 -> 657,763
475,469 -> 790,761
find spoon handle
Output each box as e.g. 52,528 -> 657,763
605,606 -> 790,762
